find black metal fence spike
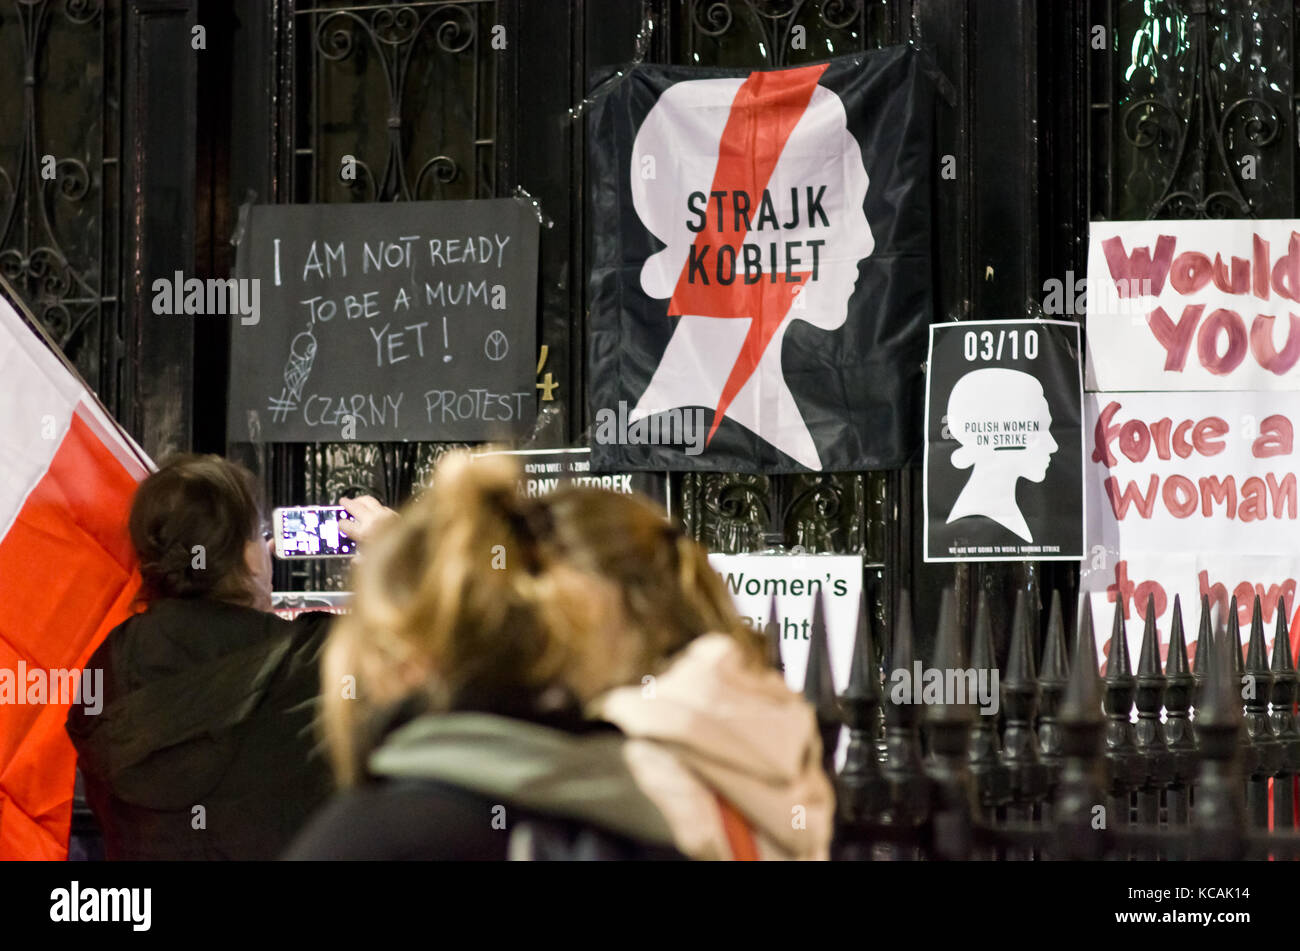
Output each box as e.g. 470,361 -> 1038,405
844,587 -> 879,704
1192,626 -> 1246,859
1272,601 -> 1295,675
890,588 -> 915,678
1193,593 -> 1214,709
1163,595 -> 1196,826
922,588 -> 976,859
930,587 -> 964,684
1042,589 -> 1068,683
882,589 -> 929,834
1246,595 -> 1269,674
1062,597 -> 1103,725
1227,595 -> 1244,676
1038,590 -> 1070,788
803,589 -> 834,702
885,589 -> 918,733
1102,596 -> 1140,831
1197,593 -> 1214,667
970,591 -> 1008,813
1002,589 -> 1046,821
1167,594 -> 1190,678
1269,599 -> 1300,831
1106,596 -> 1133,681
971,588 -> 996,672
926,586 -> 972,721
833,588 -> 888,845
1133,593 -> 1170,829
1199,621 -> 1244,731
1137,592 -> 1162,678
1007,588 -> 1036,684
1053,595 -> 1106,859
1242,595 -> 1279,828
804,589 -> 840,778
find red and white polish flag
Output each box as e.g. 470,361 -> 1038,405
0,290 -> 150,859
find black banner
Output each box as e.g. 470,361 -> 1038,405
924,320 -> 1085,562
228,200 -> 539,443
587,46 -> 936,472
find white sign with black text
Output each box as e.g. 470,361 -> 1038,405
924,320 -> 1085,562
707,552 -> 862,694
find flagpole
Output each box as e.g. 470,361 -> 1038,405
0,273 -> 153,473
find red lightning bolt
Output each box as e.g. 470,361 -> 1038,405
667,63 -> 828,446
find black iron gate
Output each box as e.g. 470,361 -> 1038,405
5,0 -> 1300,705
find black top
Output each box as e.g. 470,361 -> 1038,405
66,598 -> 335,860
285,706 -> 684,861
286,779 -> 679,860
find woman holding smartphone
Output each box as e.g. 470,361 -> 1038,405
65,454 -> 384,860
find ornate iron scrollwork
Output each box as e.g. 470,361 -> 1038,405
0,0 -> 116,404
306,2 -> 482,202
281,1 -> 498,589
1115,0 -> 1288,220
682,0 -> 874,67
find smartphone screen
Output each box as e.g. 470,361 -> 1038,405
272,506 -> 357,559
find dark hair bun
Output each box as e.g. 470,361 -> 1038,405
129,454 -> 263,604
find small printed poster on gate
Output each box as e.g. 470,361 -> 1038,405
924,320 -> 1085,562
708,553 -> 861,693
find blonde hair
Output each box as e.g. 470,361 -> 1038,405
541,485 -> 763,676
321,451 -> 623,785
321,450 -> 762,785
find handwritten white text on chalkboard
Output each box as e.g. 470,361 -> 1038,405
231,199 -> 539,442
302,393 -> 404,429
424,388 -> 531,423
293,233 -> 513,283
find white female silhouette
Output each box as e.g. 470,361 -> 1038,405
628,71 -> 874,470
945,368 -> 1058,542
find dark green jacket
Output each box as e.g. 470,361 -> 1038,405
287,711 -> 682,860
66,599 -> 334,860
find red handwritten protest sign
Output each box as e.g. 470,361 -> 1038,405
1082,391 -> 1300,666
1087,220 -> 1300,391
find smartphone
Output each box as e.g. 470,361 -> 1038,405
272,505 -> 357,559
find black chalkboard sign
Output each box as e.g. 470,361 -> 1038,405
228,199 -> 539,443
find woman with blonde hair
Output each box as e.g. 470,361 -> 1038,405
291,449 -> 832,860
286,451 -> 680,860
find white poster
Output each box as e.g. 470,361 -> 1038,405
708,553 -> 862,694
1082,390 -> 1300,668
1087,220 -> 1300,391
